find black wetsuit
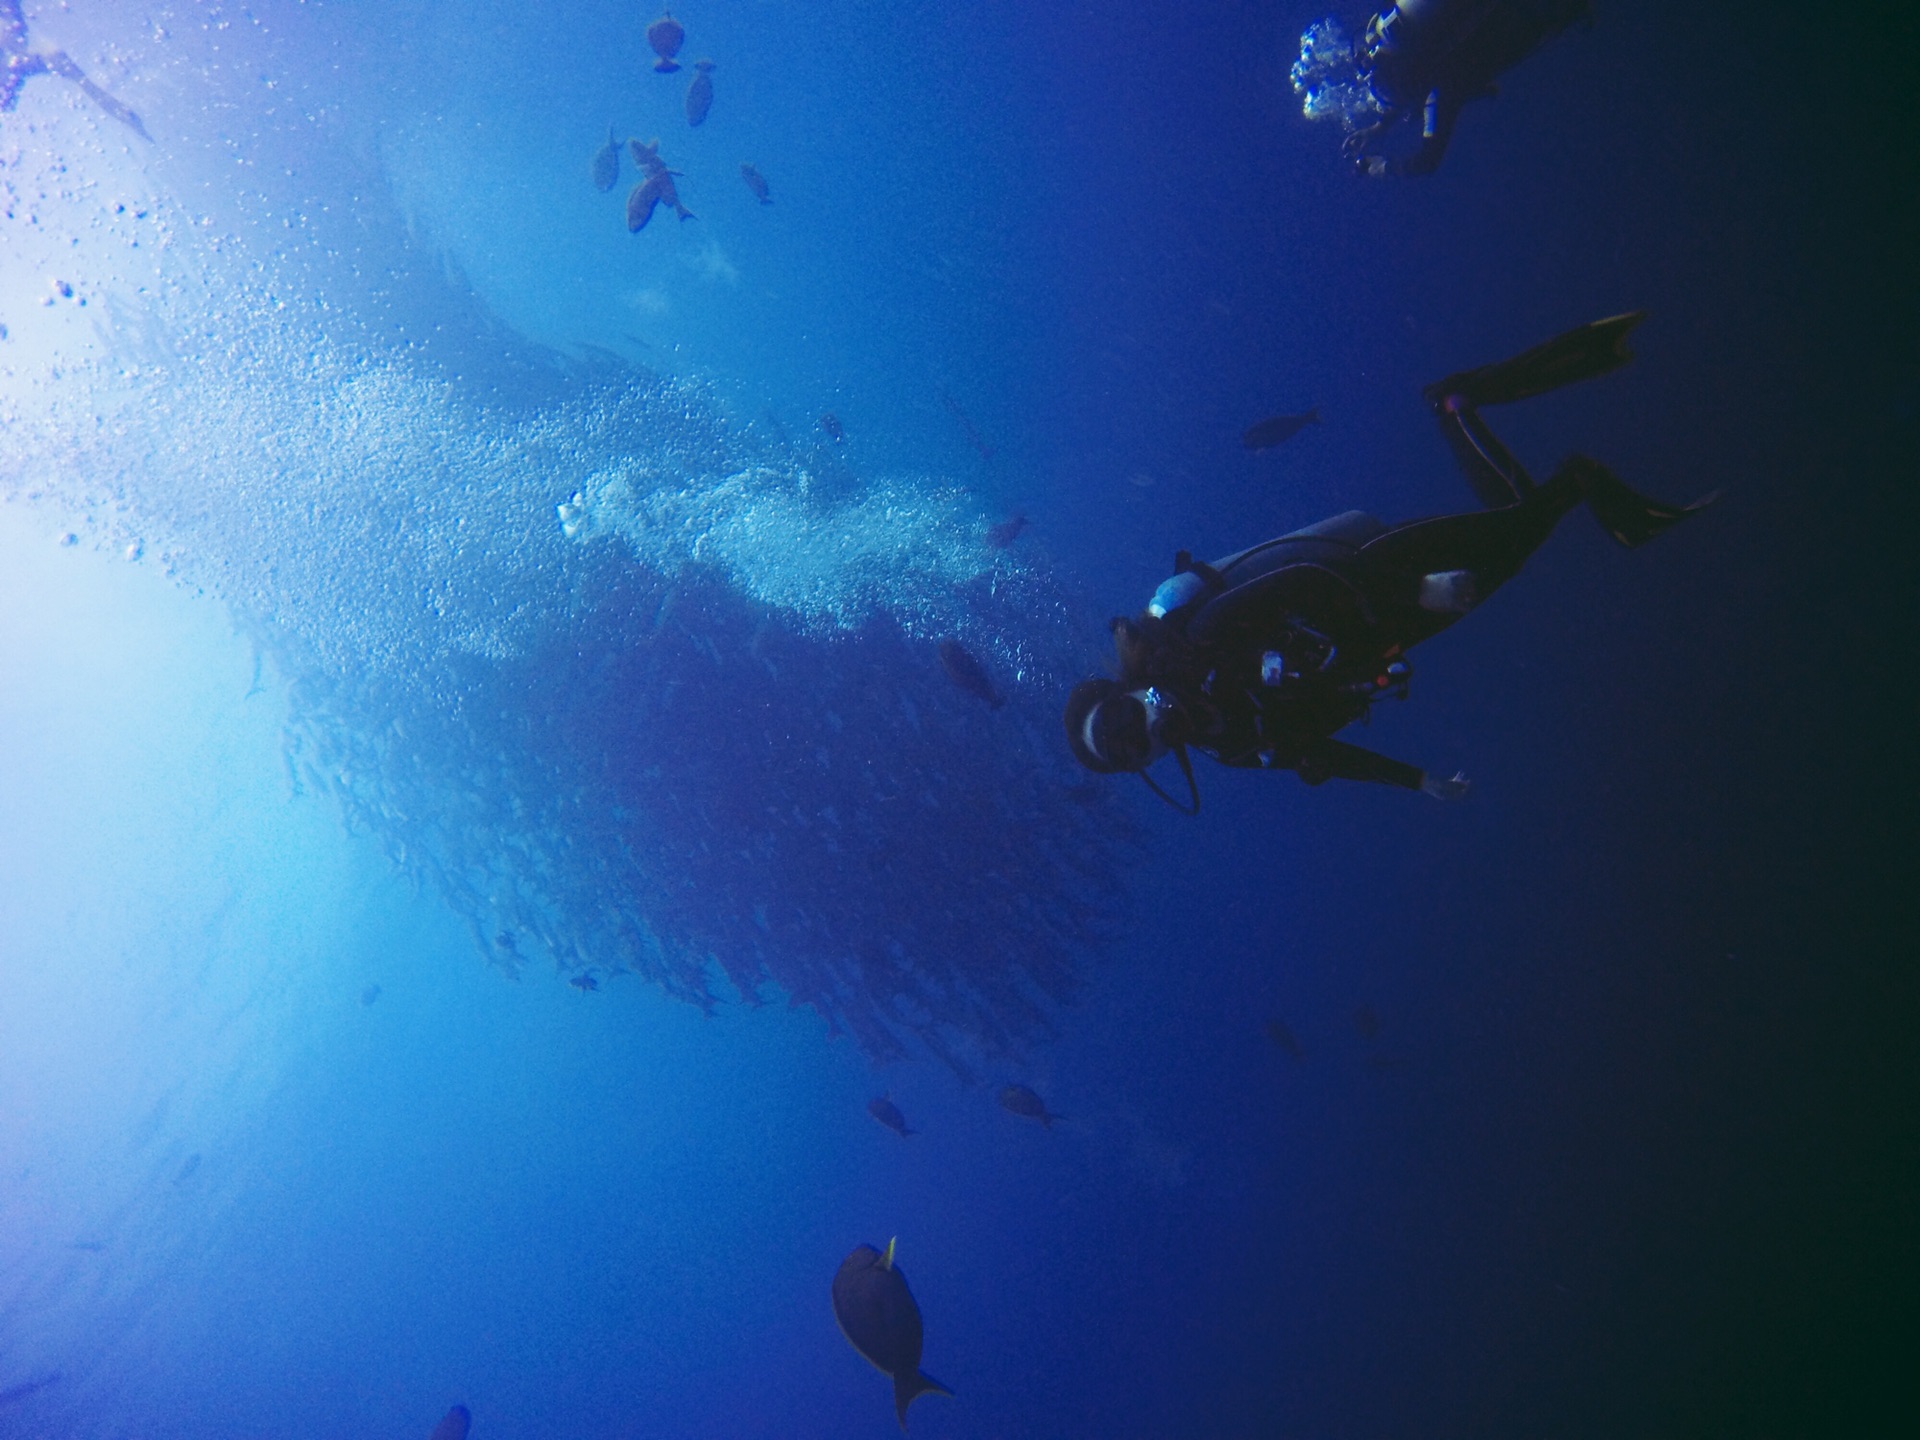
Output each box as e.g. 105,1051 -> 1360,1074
1111,314 -> 1709,794
1348,0 -> 1589,175
1152,473 -> 1603,790
2,0 -> 148,138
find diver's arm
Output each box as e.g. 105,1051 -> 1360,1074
1396,89 -> 1462,176
1296,736 -> 1460,795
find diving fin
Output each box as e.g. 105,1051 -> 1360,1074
1558,454 -> 1720,548
1426,312 -> 1646,409
892,1369 -> 954,1431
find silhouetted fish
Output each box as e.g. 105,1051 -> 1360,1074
630,137 -> 667,175
1352,1005 -> 1381,1041
628,177 -> 663,232
938,640 -> 1003,709
868,1094 -> 915,1137
938,387 -> 995,460
628,173 -> 693,230
361,983 -> 382,1007
647,11 -> 685,71
686,59 -> 715,126
591,125 -> 622,191
986,513 -> 1027,549
998,1083 -> 1060,1127
1241,409 -> 1321,451
740,162 -> 773,204
654,169 -> 694,221
175,1153 -> 201,1184
1264,1018 -> 1304,1060
569,974 -> 600,992
820,411 -> 846,443
832,1239 -> 953,1431
428,1404 -> 471,1440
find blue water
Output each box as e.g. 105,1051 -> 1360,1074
1,3 -> 1910,1437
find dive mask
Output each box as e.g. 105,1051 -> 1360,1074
1082,685 -> 1179,771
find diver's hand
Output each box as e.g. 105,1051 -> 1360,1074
1421,770 -> 1471,802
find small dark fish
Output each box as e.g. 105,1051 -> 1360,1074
627,140 -> 695,224
628,177 -> 663,232
986,513 -> 1027,549
820,411 -> 846,443
1241,409 -> 1321,451
360,984 -> 382,1007
570,974 -> 600,992
631,137 -> 667,175
175,1153 -> 201,1184
1264,1018 -> 1304,1059
685,59 -> 715,127
1352,1005 -> 1381,1042
998,1083 -> 1060,1127
647,11 -> 685,71
655,168 -> 694,221
832,1239 -> 953,1431
591,125 -> 622,191
868,1095 -> 915,1137
428,1405 -> 472,1440
69,1240 -> 106,1252
740,162 -> 773,204
939,640 -> 1003,709
937,387 -> 995,460
628,172 -> 692,229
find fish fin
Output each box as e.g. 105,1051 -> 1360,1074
893,1370 -> 953,1430
655,59 -> 681,72
882,1235 -> 897,1270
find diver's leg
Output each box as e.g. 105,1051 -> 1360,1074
1359,461 -> 1595,619
1369,453 -> 1712,591
1432,391 -> 1535,508
1558,453 -> 1718,548
1425,312 -> 1645,410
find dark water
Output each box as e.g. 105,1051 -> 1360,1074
0,3 -> 1911,1436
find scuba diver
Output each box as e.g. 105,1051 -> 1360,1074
2,0 -> 149,139
1064,313 -> 1714,811
1290,0 -> 1589,176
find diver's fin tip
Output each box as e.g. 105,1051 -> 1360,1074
1433,312 -> 1651,409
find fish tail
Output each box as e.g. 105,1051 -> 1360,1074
893,1370 -> 953,1430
